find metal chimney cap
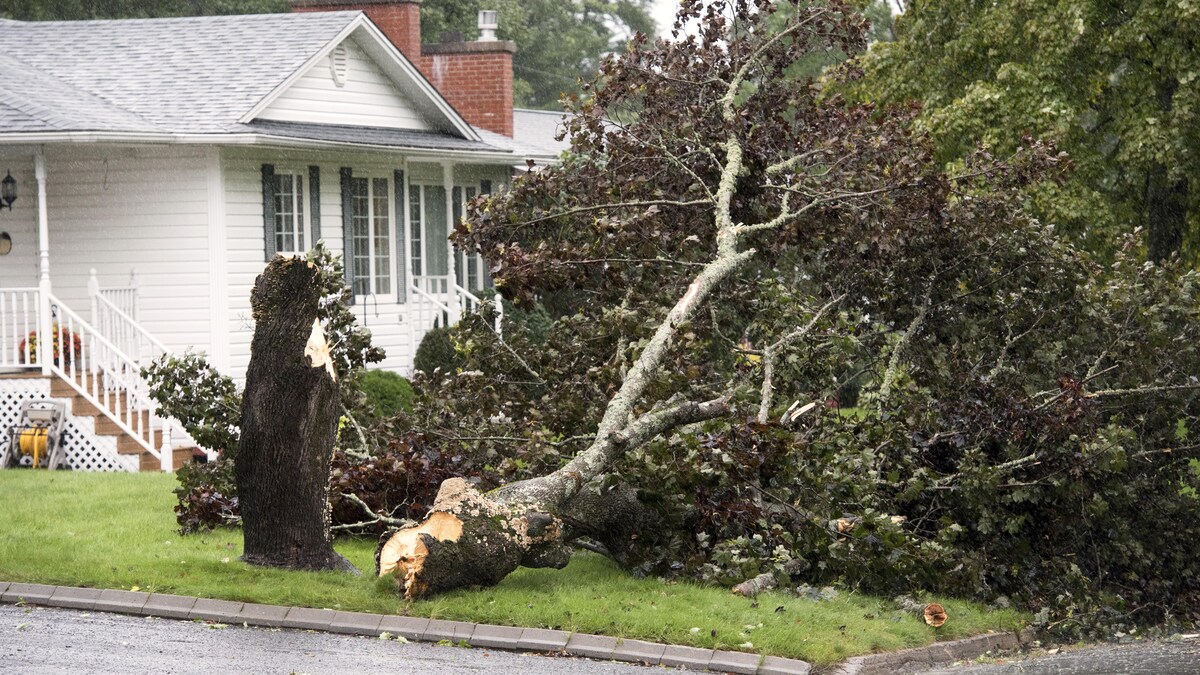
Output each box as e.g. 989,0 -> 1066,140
478,10 -> 498,41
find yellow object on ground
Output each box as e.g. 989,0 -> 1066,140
18,428 -> 48,467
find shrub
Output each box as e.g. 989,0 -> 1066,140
413,326 -> 462,376
359,369 -> 415,419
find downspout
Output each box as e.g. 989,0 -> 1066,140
35,148 -> 51,376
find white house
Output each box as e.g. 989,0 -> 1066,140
0,7 -> 561,472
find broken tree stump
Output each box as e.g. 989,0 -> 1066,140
236,256 -> 356,573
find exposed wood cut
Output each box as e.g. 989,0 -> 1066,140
923,602 -> 947,627
376,511 -> 464,596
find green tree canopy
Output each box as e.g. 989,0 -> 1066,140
852,0 -> 1200,262
419,0 -> 656,109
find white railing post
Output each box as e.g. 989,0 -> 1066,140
87,269 -> 101,375
159,417 -> 173,472
494,290 -> 504,340
87,268 -> 100,316
129,269 -> 140,323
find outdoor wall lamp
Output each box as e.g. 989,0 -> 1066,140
0,170 -> 16,210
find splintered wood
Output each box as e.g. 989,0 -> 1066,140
377,511 -> 464,596
303,318 -> 336,380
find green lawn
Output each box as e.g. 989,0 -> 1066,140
0,471 -> 1027,665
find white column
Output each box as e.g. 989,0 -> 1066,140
442,162 -> 460,323
159,420 -> 173,473
205,146 -> 231,373
402,158 -> 413,298
35,149 -> 51,376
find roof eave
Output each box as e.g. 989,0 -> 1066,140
0,130 -> 555,165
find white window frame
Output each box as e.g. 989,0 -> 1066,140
453,185 -> 490,292
348,173 -> 395,300
272,170 -> 309,256
409,183 -> 430,280
408,182 -> 453,296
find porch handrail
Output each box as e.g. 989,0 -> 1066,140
99,285 -> 138,321
0,287 -> 42,368
452,283 -> 504,338
92,289 -> 170,362
46,293 -> 173,471
89,269 -> 166,364
455,283 -> 483,314
409,278 -> 453,316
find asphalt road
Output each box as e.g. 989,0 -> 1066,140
0,604 -> 657,675
915,636 -> 1200,675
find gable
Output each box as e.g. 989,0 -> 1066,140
255,35 -> 431,131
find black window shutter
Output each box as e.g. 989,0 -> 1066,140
480,179 -> 492,195
261,164 -> 276,262
308,165 -> 321,246
340,167 -> 355,304
394,169 -> 406,304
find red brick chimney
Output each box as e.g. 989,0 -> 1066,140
420,39 -> 515,137
289,0 -> 516,138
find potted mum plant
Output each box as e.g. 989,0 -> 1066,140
19,324 -> 83,367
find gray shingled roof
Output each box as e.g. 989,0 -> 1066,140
0,13 -> 369,134
0,50 -> 158,133
0,12 -> 365,134
0,13 -> 580,160
512,108 -> 573,157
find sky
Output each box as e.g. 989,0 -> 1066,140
650,0 -> 682,36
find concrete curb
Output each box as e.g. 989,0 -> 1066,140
828,628 -> 1036,675
0,580 -> 1026,674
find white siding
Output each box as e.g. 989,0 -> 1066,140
256,37 -> 432,130
223,148 -> 419,378
222,150 -> 511,379
0,143 -> 512,383
24,145 -> 213,354
0,153 -> 41,292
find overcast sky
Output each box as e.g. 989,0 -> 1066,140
650,0 -> 680,36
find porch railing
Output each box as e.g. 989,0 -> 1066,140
0,288 -> 42,369
96,269 -> 139,321
89,270 -> 167,366
410,275 -> 455,332
47,293 -> 174,471
408,274 -> 504,338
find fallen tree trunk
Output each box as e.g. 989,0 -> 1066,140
236,256 -> 356,573
376,398 -> 729,599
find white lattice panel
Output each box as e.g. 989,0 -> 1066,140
0,377 -> 138,472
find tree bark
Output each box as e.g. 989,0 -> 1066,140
236,256 -> 356,573
1146,163 -> 1188,264
1147,76 -> 1188,264
375,398 -> 728,599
